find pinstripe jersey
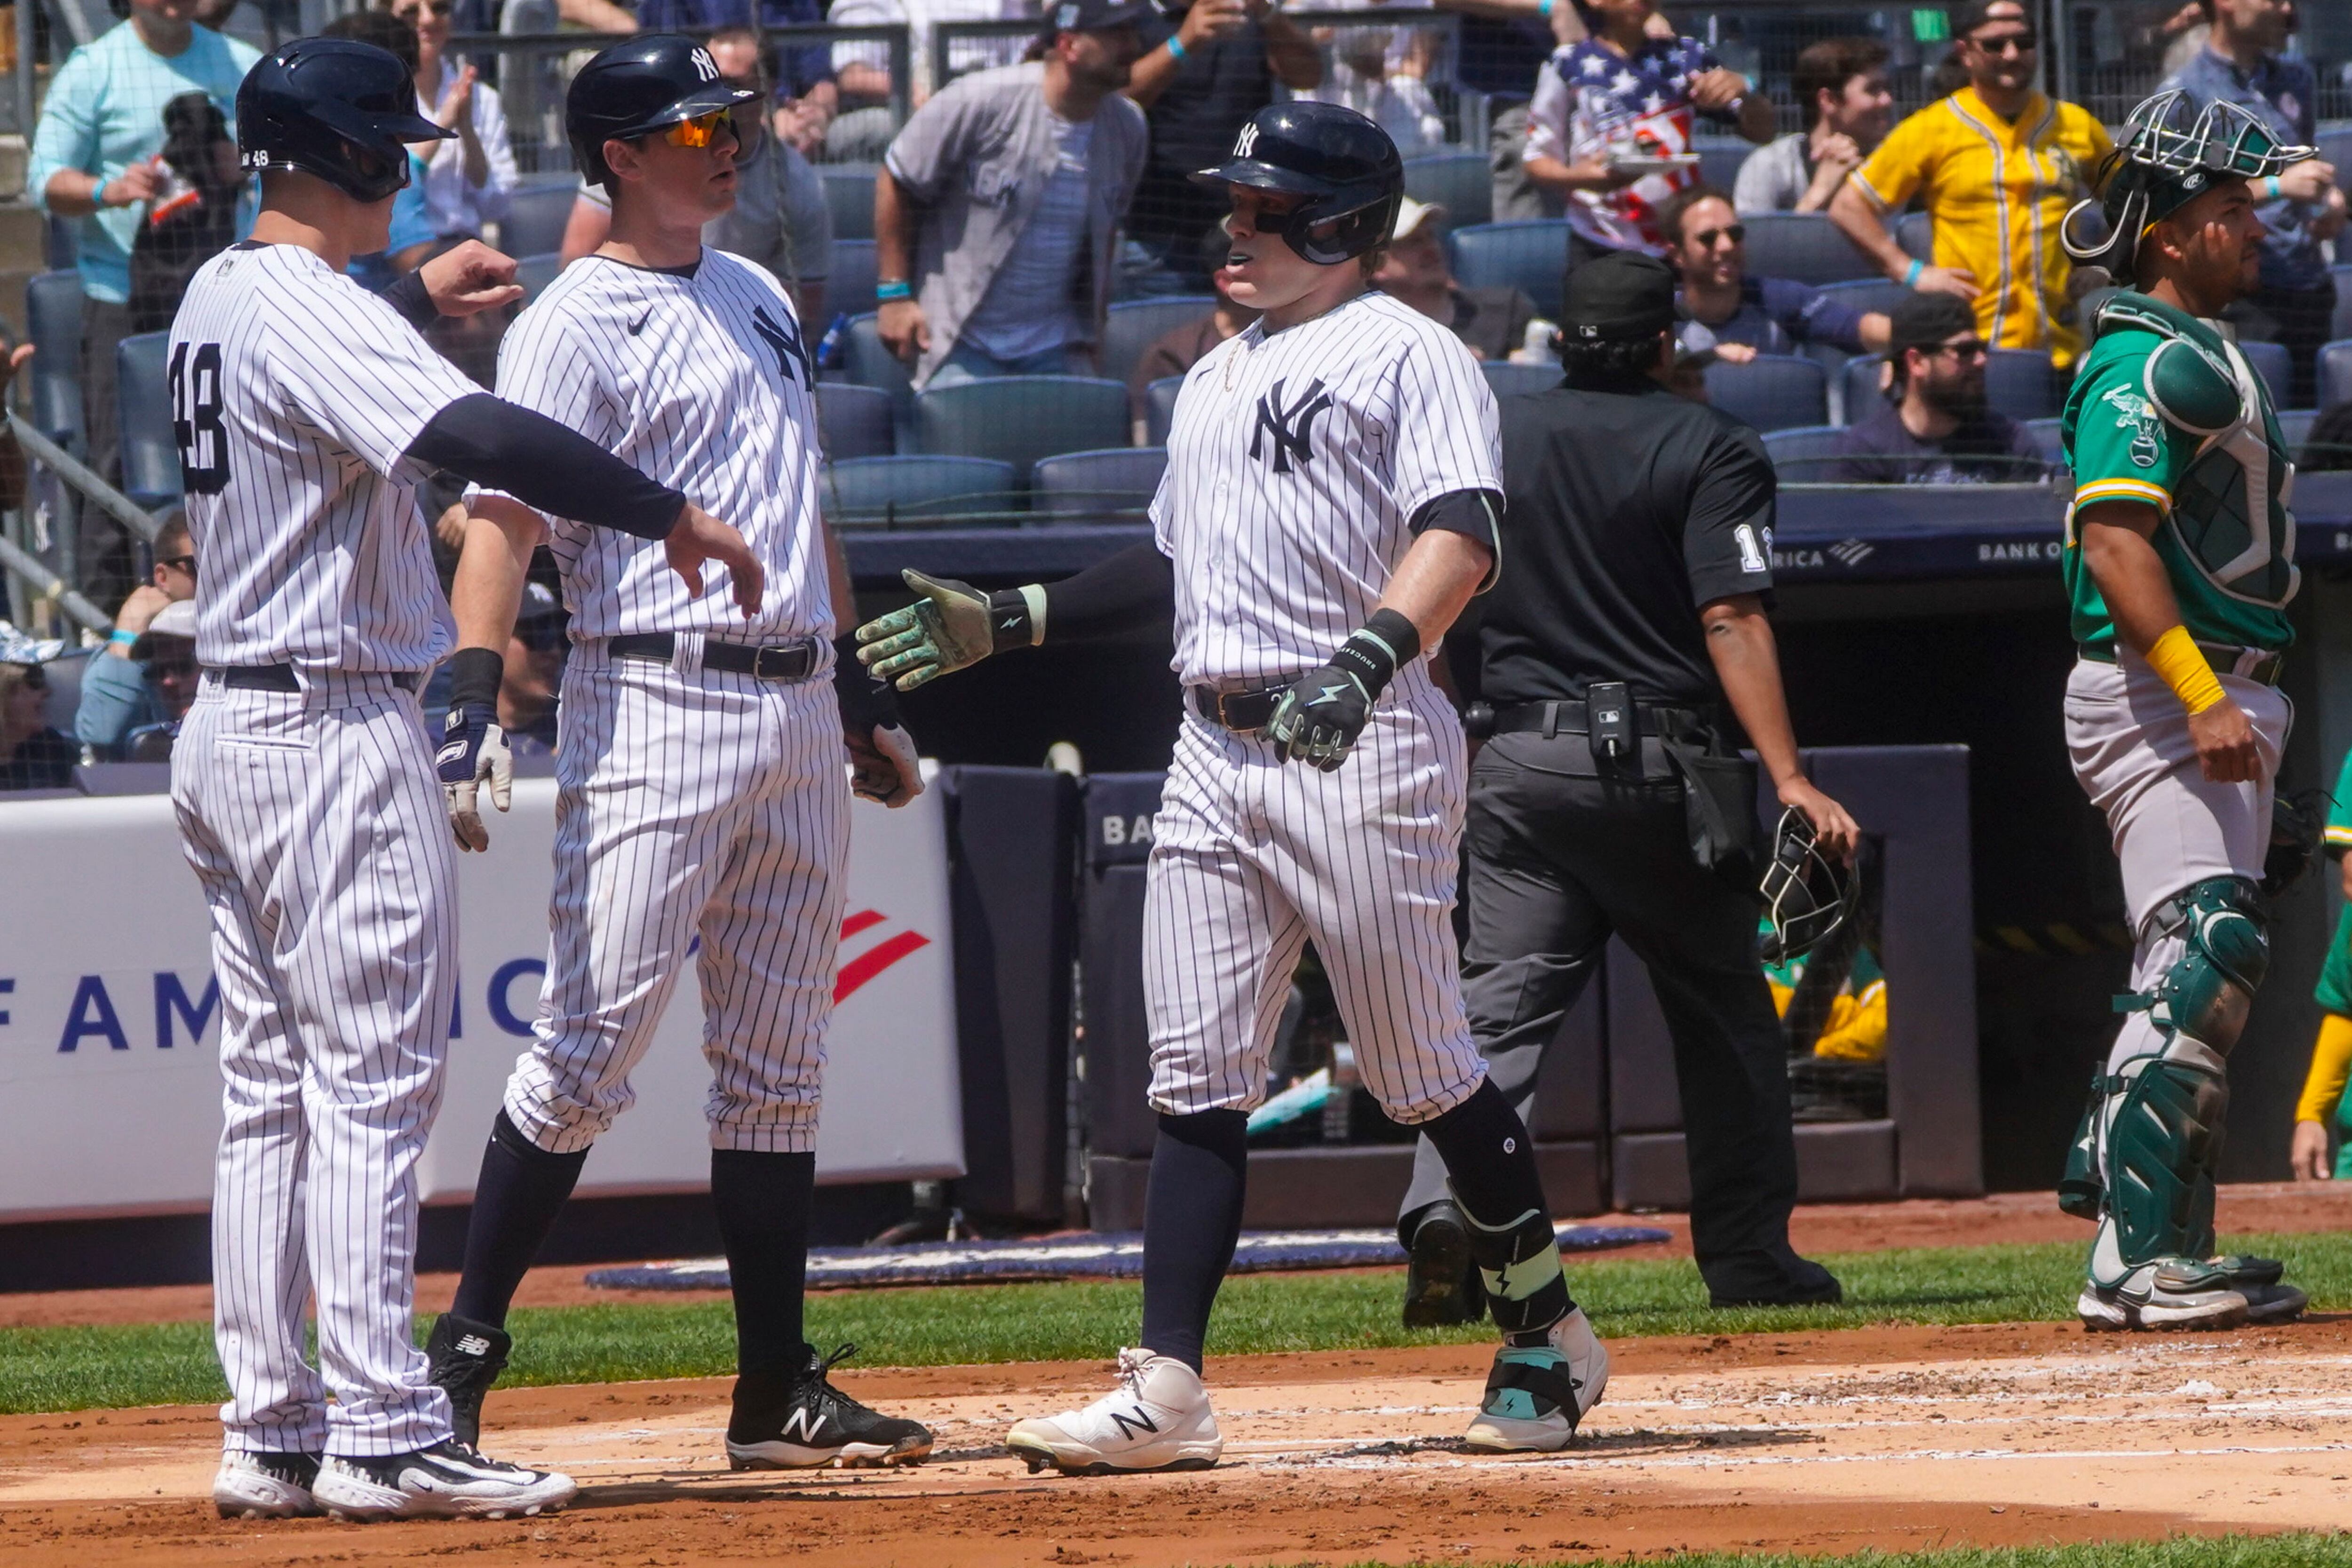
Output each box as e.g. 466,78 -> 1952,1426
475,248 -> 831,641
169,242 -> 483,672
1152,289 -> 1501,688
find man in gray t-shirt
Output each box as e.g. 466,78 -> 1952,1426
1732,37 -> 1891,215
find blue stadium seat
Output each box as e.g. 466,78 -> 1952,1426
116,331 -> 180,511
1814,277 -> 1909,320
1738,213 -> 1875,286
26,270 -> 86,448
843,311 -> 916,436
1145,374 -> 1184,446
514,251 -> 563,302
1896,211 -> 1932,261
2023,416 -> 2066,465
820,455 -> 1019,527
2323,339 -> 2352,412
2234,338 -> 2294,409
817,382 -> 894,460
1101,296 -> 1216,389
1448,221 -> 1570,319
823,163 -> 877,241
914,375 -> 1131,480
1704,353 -> 1827,432
1482,360 -> 1558,399
1692,138 -> 1749,194
1761,423 -> 1846,482
1401,150 -> 1491,228
1841,353 -> 1890,424
1032,446 -> 1167,518
2278,407 -> 2314,453
2333,265 -> 2352,342
827,238 -> 879,319
499,180 -> 578,260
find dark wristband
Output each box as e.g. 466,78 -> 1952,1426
832,632 -> 902,726
408,394 -> 686,542
446,645 -> 504,713
1329,608 -> 1421,700
985,589 -> 1036,652
380,269 -> 438,332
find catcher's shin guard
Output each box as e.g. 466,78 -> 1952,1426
1462,1207 -> 1568,1339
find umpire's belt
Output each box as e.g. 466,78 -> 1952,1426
1188,683 -> 1291,734
607,633 -> 818,680
1488,699 -> 1711,740
207,664 -> 418,692
2080,641 -> 2283,686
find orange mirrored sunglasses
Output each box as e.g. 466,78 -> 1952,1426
666,108 -> 738,149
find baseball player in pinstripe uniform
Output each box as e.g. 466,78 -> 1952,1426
421,35 -> 934,1472
177,39 -> 762,1523
856,102 -> 1606,1472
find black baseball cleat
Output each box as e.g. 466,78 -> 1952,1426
425,1312 -> 511,1449
1709,1255 -> 1844,1308
725,1343 -> 934,1470
1401,1201 -> 1487,1328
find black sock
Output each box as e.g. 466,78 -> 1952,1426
449,1111 -> 590,1329
1138,1110 -> 1248,1373
711,1148 -> 816,1378
1421,1079 -> 1573,1337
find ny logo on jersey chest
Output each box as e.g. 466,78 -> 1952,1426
1250,377 -> 1334,475
752,304 -> 812,389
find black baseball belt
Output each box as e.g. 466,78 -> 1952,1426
207,665 -> 419,692
1487,698 -> 1711,740
607,632 -> 819,680
1188,683 -> 1295,733
2079,641 -> 2283,687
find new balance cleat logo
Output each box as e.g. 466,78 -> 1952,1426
1107,1406 -> 1159,1441
455,1334 -> 493,1357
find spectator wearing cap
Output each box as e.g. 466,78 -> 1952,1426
2162,0 -> 2344,408
1523,0 -> 1774,267
0,655 -> 76,791
1128,224 -> 1260,411
1371,196 -> 1536,361
89,597 -> 199,762
1661,185 -> 1889,361
1119,0 -> 1322,291
1829,292 -> 2043,484
1829,0 -> 2112,369
1732,36 -> 1893,215
876,0 -> 1151,385
76,513 -> 197,756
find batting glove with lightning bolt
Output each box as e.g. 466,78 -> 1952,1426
834,635 -> 924,807
437,648 -> 513,852
855,568 -> 1041,692
1266,609 -> 1421,772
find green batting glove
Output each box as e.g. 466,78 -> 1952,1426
854,568 -> 1041,691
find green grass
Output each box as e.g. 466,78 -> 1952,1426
7,1231 -> 2352,1416
1455,1541 -> 2352,1568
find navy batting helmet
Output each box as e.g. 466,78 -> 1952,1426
568,35 -> 758,191
237,38 -> 450,203
1192,102 -> 1403,265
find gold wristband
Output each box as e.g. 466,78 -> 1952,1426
2144,625 -> 2226,716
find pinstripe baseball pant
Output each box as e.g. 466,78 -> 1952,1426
501,642 -> 849,1157
1145,668 -> 1488,1123
173,673 -> 458,1457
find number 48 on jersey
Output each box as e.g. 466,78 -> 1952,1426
169,341 -> 230,495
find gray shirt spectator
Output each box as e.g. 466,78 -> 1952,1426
1732,36 -> 1891,215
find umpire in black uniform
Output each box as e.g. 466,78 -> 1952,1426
1399,251 -> 1860,1314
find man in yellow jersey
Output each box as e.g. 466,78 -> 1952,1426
2050,87 -> 2310,1333
1827,0 -> 2110,368
2288,749 -> 2352,1182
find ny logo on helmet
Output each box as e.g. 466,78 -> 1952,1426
691,47 -> 719,81
1252,377 -> 1334,475
1233,122 -> 1259,159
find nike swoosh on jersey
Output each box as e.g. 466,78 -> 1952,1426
629,308 -> 655,335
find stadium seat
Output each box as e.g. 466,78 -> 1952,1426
40,647 -> 91,733
1895,211 -> 1932,261
2234,338 -> 2294,409
1145,374 -> 1184,446
1841,354 -> 1890,423
74,762 -> 172,795
1032,446 -> 1167,518
1739,213 -> 1875,286
1482,360 -> 1558,399
26,269 -> 86,448
843,310 -> 916,432
2277,407 -> 2314,453
1761,423 -> 1846,482
1101,296 -> 1216,389
1448,221 -> 1570,319
2319,339 -> 2352,411
499,180 -> 577,260
820,454 -> 1018,527
914,375 -> 1130,480
1704,353 -> 1827,432
2333,265 -> 2352,342
2022,416 -> 2066,465
828,238 -> 879,319
2318,127 -> 2352,185
817,382 -> 894,460
1401,150 -> 1491,228
514,251 -> 563,302
1986,349 -> 2057,420
1692,138 -> 1748,193
115,331 -> 180,511
1814,277 -> 1909,321
823,163 -> 877,242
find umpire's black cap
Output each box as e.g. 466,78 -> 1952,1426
1560,250 -> 1678,342
568,34 -> 759,190
237,38 -> 450,203
1192,102 -> 1403,265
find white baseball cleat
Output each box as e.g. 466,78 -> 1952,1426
212,1449 -> 322,1519
1005,1348 -> 1224,1475
1462,1306 -> 1610,1454
2077,1259 -> 2250,1332
310,1439 -> 577,1521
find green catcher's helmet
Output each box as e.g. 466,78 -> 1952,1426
2060,88 -> 2312,287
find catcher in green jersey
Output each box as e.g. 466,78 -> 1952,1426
2050,88 -> 2315,1332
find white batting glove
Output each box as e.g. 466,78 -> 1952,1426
437,701 -> 514,852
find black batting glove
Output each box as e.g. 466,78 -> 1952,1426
833,634 -> 923,807
1266,609 -> 1421,772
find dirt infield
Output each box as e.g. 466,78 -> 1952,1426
7,1319 -> 2352,1565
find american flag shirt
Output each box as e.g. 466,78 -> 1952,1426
1525,34 -> 1740,255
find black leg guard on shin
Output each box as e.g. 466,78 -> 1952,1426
1139,1110 -> 1248,1372
450,1110 -> 591,1328
1422,1080 -> 1573,1339
711,1149 -> 817,1378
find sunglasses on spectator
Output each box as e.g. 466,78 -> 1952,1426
667,109 -> 739,149
1966,29 -> 2037,55
159,552 -> 196,574
1927,339 -> 1992,360
1690,223 -> 1746,249
393,0 -> 456,17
